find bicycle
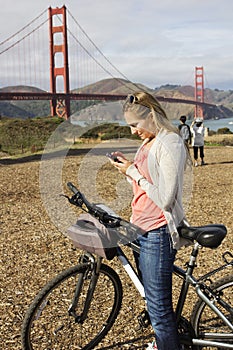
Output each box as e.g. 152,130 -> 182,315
21,182 -> 233,349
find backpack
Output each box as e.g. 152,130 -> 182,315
179,124 -> 191,142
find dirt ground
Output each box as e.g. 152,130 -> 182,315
1,141 -> 233,349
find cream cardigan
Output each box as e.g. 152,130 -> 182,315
126,129 -> 191,250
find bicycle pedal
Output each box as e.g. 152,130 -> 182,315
137,309 -> 151,329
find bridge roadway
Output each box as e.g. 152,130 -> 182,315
0,92 -> 216,108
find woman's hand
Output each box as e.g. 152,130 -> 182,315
108,152 -> 133,175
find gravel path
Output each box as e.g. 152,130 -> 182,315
1,143 -> 233,349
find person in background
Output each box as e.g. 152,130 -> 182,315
108,91 -> 191,350
178,115 -> 191,145
190,118 -> 205,166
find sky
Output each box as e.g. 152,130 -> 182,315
1,0 -> 233,90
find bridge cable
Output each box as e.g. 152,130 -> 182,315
0,19 -> 49,55
0,9 -> 47,46
67,9 -> 142,92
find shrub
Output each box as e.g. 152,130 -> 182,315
217,127 -> 233,134
81,123 -> 138,140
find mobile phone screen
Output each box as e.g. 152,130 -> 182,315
106,153 -> 122,163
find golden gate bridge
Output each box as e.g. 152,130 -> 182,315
0,5 -> 215,119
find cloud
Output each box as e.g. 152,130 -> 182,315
1,0 -> 233,90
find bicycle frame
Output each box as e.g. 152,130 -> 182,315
65,182 -> 233,348
174,243 -> 233,349
116,244 -> 145,298
66,241 -> 233,348
115,242 -> 233,349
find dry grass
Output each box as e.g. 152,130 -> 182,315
205,133 -> 233,145
1,142 -> 233,349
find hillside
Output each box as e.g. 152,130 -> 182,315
72,79 -> 233,121
0,117 -> 66,154
0,116 -> 139,155
0,86 -> 50,118
1,79 -> 233,120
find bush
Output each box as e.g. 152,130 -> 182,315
81,123 -> 138,140
216,127 -> 233,134
221,138 -> 233,146
0,117 -> 66,154
208,130 -> 216,136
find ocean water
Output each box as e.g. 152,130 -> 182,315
199,117 -> 233,132
72,117 -> 233,132
173,117 -> 233,132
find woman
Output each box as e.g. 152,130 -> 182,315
109,91 -> 191,350
190,118 -> 205,167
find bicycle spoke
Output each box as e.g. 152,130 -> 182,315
22,264 -> 122,350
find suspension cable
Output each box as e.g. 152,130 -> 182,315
0,19 -> 49,55
67,9 -> 142,92
0,9 -> 47,46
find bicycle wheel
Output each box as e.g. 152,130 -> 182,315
22,262 -> 122,350
191,275 -> 233,349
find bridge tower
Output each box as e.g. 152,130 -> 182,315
194,66 -> 204,119
48,6 -> 70,119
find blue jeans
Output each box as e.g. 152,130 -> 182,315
136,225 -> 181,350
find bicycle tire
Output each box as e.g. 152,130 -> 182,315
21,262 -> 122,350
191,274 -> 233,350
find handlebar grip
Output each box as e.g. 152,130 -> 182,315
67,182 -> 91,209
67,182 -> 79,195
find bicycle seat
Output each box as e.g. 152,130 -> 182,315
177,224 -> 227,248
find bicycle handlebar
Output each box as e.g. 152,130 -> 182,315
67,182 -> 123,225
66,182 -> 144,238
67,182 -> 89,210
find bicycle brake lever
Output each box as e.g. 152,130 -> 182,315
60,194 -> 69,199
70,193 -> 84,207
59,193 -> 84,207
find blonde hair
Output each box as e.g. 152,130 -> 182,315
123,91 -> 179,135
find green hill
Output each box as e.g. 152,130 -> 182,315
0,117 -> 64,155
0,117 -> 136,156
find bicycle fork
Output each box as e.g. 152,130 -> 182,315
68,254 -> 103,324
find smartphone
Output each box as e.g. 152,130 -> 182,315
106,152 -> 122,163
